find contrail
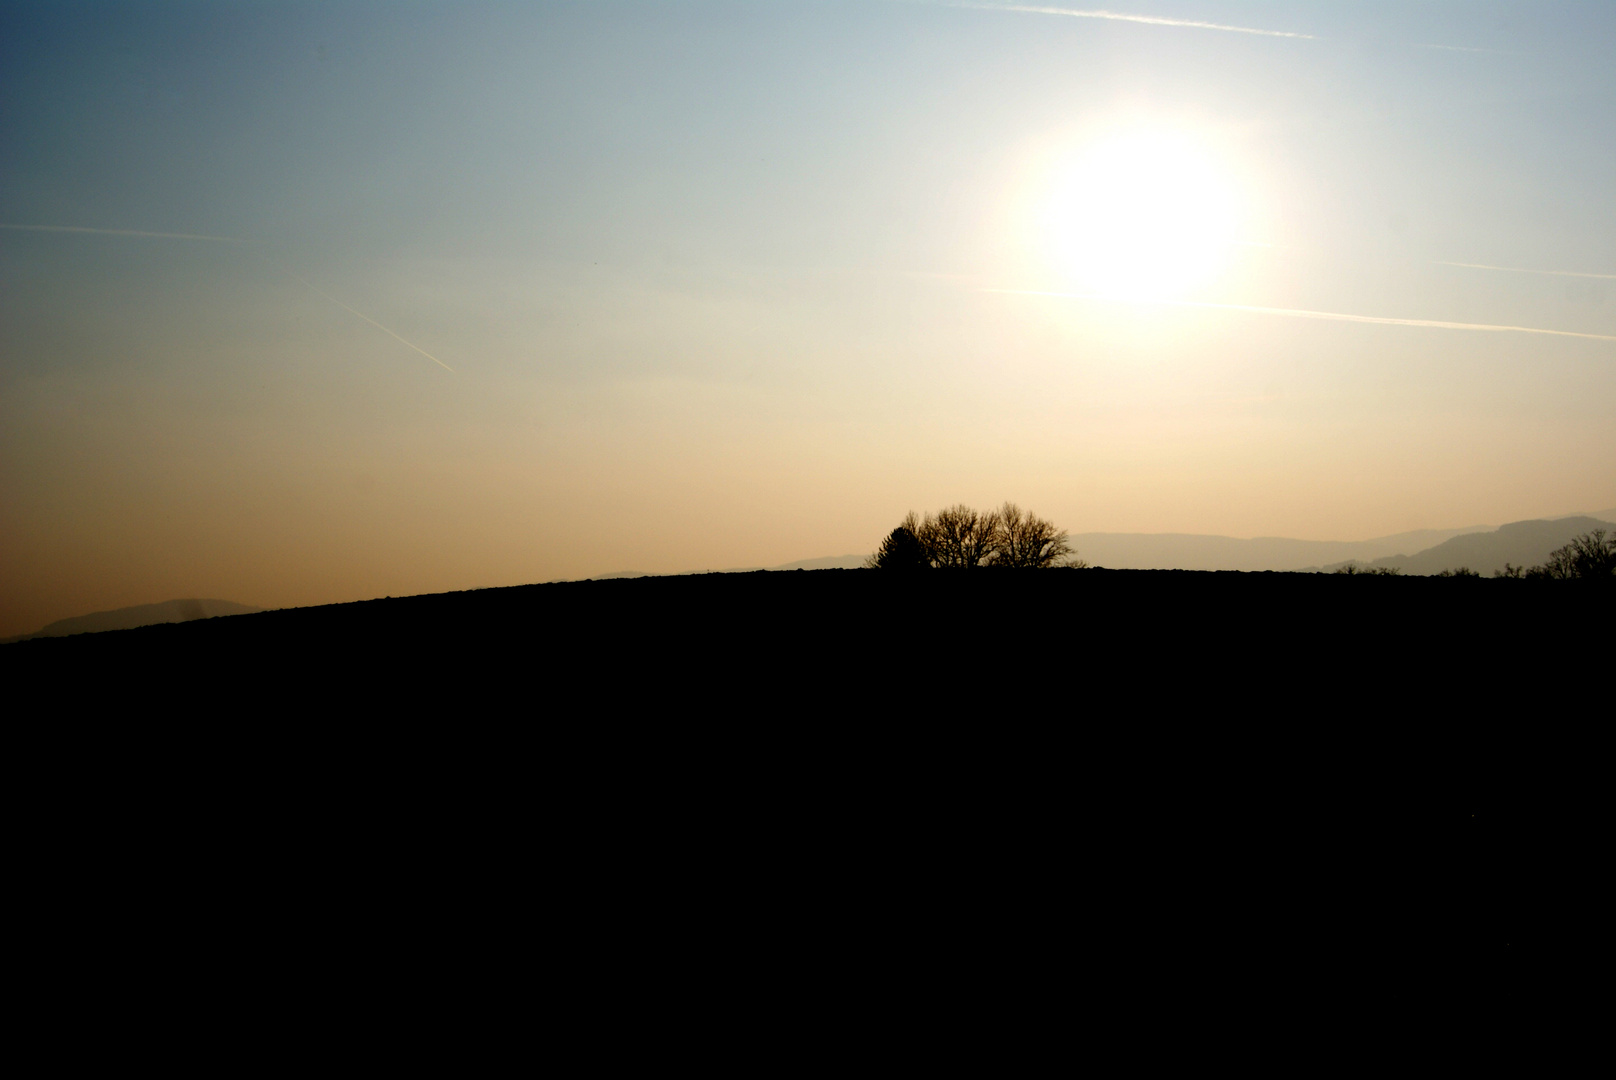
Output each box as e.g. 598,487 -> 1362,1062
986,289 -> 1616,342
1436,261 -> 1616,281
1415,43 -> 1503,54
4,221 -> 456,372
944,3 -> 1316,39
0,223 -> 247,242
281,269 -> 456,372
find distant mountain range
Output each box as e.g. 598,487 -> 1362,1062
596,509 -> 1615,579
1326,516 -> 1616,576
2,598 -> 262,643
592,554 -> 869,579
1076,514 -> 1614,574
1067,525 -> 1494,572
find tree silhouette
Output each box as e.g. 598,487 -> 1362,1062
867,503 -> 1082,569
992,502 -> 1074,569
865,512 -> 931,571
1528,529 -> 1616,580
923,504 -> 1002,569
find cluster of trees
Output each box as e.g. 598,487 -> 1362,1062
1335,529 -> 1615,580
1497,529 -> 1616,580
867,503 -> 1084,570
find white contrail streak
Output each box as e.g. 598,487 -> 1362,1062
3,221 -> 458,372
946,3 -> 1316,39
1436,261 -> 1616,281
283,270 -> 456,372
0,223 -> 247,242
986,289 -> 1616,342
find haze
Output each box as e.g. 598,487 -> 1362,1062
3,1 -> 1613,636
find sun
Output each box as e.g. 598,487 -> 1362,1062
1032,127 -> 1242,299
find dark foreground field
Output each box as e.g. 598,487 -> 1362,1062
6,567 -> 1607,709
8,570 -> 1605,1036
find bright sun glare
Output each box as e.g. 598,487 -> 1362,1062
1036,128 -> 1241,299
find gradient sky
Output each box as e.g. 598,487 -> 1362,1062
2,1 -> 1613,633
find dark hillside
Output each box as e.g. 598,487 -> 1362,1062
7,568 -> 1607,707
7,570 -> 1602,1001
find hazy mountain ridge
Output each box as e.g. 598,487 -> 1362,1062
1335,517 -> 1616,577
1066,526 -> 1493,573
3,599 -> 262,643
595,514 -> 1616,581
588,554 -> 868,579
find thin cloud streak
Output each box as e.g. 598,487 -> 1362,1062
0,223 -> 247,242
987,289 -> 1616,342
946,3 -> 1316,39
4,221 -> 456,372
1436,261 -> 1616,281
282,269 -> 456,373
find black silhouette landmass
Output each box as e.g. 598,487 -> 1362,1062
7,569 -> 1601,1004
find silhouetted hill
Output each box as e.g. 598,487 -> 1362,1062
3,598 -> 261,643
7,570 -> 1602,987
7,571 -> 1606,700
1338,517 -> 1616,576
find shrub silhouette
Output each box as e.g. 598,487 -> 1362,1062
1332,563 -> 1401,576
866,512 -> 931,571
1436,567 -> 1479,578
868,503 -> 1080,569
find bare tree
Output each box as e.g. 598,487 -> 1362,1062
1528,529 -> 1616,580
991,502 -> 1074,569
922,504 -> 1002,569
868,503 -> 1083,569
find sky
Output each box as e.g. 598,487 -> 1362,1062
2,1 -> 1613,633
